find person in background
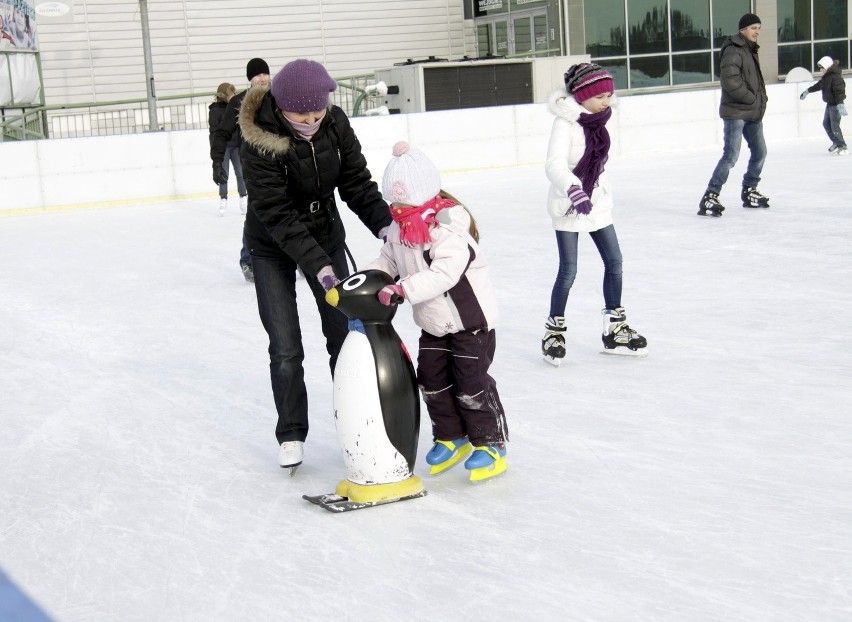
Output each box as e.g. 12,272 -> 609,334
800,56 -> 848,156
367,142 -> 509,482
210,58 -> 271,283
237,59 -> 391,471
208,83 -> 246,217
698,13 -> 769,217
540,63 -> 647,366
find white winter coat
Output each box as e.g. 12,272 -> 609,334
545,88 -> 616,233
365,204 -> 499,338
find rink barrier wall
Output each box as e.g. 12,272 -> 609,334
1,80 -> 847,214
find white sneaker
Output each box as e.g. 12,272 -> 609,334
279,441 -> 304,469
218,198 -> 227,216
837,149 -> 850,156
239,195 -> 248,215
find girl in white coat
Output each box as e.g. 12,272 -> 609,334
541,63 -> 647,365
367,142 -> 509,482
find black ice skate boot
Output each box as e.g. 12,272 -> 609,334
742,186 -> 770,208
601,308 -> 647,357
542,316 -> 566,367
697,190 -> 725,217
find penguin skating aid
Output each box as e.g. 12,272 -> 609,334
303,270 -> 426,512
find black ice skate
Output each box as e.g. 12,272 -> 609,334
697,190 -> 725,217
741,186 -> 770,208
542,316 -> 566,367
601,308 -> 647,357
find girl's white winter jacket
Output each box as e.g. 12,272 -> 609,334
365,204 -> 499,338
545,88 -> 616,233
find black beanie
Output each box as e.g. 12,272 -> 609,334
246,58 -> 270,81
738,13 -> 761,30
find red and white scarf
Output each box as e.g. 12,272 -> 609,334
390,195 -> 457,247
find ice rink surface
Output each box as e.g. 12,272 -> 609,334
1,137 -> 851,621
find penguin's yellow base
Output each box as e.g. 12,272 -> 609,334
468,456 -> 507,482
336,476 -> 425,504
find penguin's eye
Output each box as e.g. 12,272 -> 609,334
342,274 -> 367,291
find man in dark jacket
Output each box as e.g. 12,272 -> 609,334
210,58 -> 271,281
698,13 -> 769,217
238,59 -> 392,471
800,56 -> 848,155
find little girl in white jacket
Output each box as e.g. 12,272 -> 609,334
366,142 -> 509,482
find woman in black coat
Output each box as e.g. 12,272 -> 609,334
238,59 -> 391,470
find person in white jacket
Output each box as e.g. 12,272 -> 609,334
366,142 -> 509,482
541,63 -> 647,365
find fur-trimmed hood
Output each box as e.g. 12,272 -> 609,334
548,88 -> 618,122
238,84 -> 293,158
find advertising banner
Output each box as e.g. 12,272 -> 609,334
1,1 -> 41,105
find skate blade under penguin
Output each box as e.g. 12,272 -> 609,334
302,491 -> 427,513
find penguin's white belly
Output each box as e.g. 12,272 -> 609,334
333,331 -> 411,485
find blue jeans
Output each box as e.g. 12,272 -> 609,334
252,248 -> 350,444
823,105 -> 847,149
707,119 -> 767,193
218,145 -> 247,199
549,225 -> 623,317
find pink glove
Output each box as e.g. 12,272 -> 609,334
378,284 -> 405,306
566,185 -> 593,215
317,265 -> 340,292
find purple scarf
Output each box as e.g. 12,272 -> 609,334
573,107 -> 612,196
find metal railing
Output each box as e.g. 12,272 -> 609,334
0,73 -> 384,142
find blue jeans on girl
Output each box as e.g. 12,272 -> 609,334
549,224 -> 623,316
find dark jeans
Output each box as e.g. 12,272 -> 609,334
417,329 -> 508,447
240,232 -> 251,268
218,146 -> 247,199
707,119 -> 767,193
549,224 -> 623,317
823,105 -> 847,149
252,249 -> 349,444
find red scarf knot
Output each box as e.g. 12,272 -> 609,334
390,195 -> 457,246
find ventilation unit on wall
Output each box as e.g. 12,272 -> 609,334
373,55 -> 591,114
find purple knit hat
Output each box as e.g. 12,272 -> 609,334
271,59 -> 337,113
564,63 -> 614,103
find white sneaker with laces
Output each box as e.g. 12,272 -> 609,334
837,148 -> 850,156
218,198 -> 227,216
239,195 -> 248,215
279,441 -> 304,471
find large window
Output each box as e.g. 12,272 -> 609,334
778,0 -> 850,74
586,0 -> 749,89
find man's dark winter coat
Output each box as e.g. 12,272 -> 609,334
238,85 -> 390,279
718,33 -> 768,121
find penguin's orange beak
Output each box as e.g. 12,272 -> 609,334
325,287 -> 339,306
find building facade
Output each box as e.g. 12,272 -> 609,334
14,0 -> 852,108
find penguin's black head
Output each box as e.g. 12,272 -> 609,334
325,269 -> 398,323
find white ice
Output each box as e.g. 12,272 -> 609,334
1,137 -> 851,621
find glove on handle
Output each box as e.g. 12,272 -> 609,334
378,284 -> 405,306
317,265 -> 340,292
566,185 -> 593,215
